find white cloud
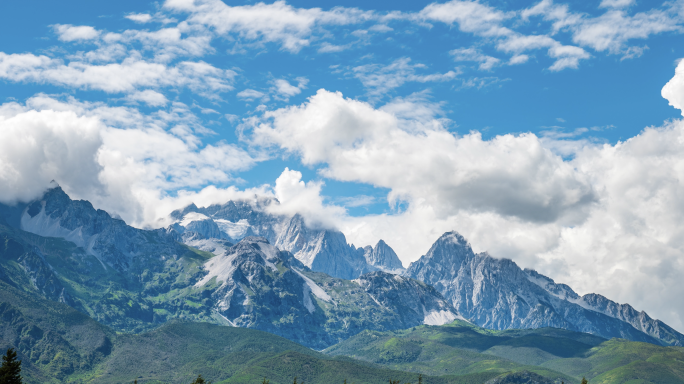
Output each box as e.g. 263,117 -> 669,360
599,0 -> 635,9
54,24 -> 100,42
548,44 -> 591,71
662,59 -> 684,116
164,0 -> 375,53
104,28 -> 214,62
126,13 -> 153,23
509,54 -> 529,65
237,89 -> 267,101
419,0 -> 513,37
572,9 -> 681,54
450,48 -> 500,70
250,89 -> 595,225
272,78 -> 308,100
351,58 -> 459,96
127,90 -> 169,106
237,62 -> 684,331
0,53 -> 235,97
522,0 -> 682,56
0,95 -> 255,226
265,168 -> 346,228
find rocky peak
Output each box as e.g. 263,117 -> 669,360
276,215 -> 372,279
405,231 -> 684,346
15,186 -> 182,273
362,239 -> 404,273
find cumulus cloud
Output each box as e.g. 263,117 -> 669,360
126,13 -> 153,23
264,168 -> 346,228
662,59 -> 684,115
54,24 -> 100,41
249,89 -> 596,225
0,95 -> 255,226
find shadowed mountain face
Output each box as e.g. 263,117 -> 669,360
404,232 -> 684,346
2,186 -> 184,273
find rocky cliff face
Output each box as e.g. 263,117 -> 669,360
362,240 -> 405,274
171,202 -> 402,279
193,236 -> 460,349
404,231 -> 684,346
0,188 -> 460,348
274,214 -> 374,280
10,186 -> 183,273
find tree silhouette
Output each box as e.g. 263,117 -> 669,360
0,348 -> 22,384
581,378 -> 588,384
191,374 -> 211,384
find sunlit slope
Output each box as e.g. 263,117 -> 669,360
325,320 -> 684,384
0,281 -> 521,384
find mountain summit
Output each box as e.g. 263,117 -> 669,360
404,231 -> 684,346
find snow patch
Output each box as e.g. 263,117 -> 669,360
215,219 -> 251,240
21,204 -> 88,248
302,284 -> 315,313
20,204 -> 109,270
180,212 -> 210,227
293,268 -> 332,302
195,250 -> 240,287
423,310 -> 459,326
185,238 -> 228,256
256,243 -> 279,271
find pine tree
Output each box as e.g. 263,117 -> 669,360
191,374 -> 211,384
0,348 -> 22,384
581,377 -> 588,384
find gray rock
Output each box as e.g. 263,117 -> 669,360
362,239 -> 405,273
404,231 -> 684,346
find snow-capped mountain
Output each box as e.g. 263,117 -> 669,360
0,186 -> 457,348
193,236 -> 460,348
404,231 -> 684,346
170,202 -> 403,279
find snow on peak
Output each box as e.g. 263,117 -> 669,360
180,212 -> 211,227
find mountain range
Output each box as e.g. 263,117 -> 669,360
0,184 -> 682,354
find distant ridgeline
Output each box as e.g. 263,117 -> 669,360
1,186 -> 683,383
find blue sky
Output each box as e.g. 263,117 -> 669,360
2,0 -> 684,329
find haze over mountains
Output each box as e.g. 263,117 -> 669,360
0,184 -> 682,352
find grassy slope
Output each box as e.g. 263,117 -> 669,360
0,222 -> 220,333
325,321 -> 684,384
325,321 -> 576,382
0,281 -> 115,383
0,281 -> 516,384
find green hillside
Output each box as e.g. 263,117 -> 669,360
0,222 -> 219,334
0,281 -> 530,384
325,320 -> 684,384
